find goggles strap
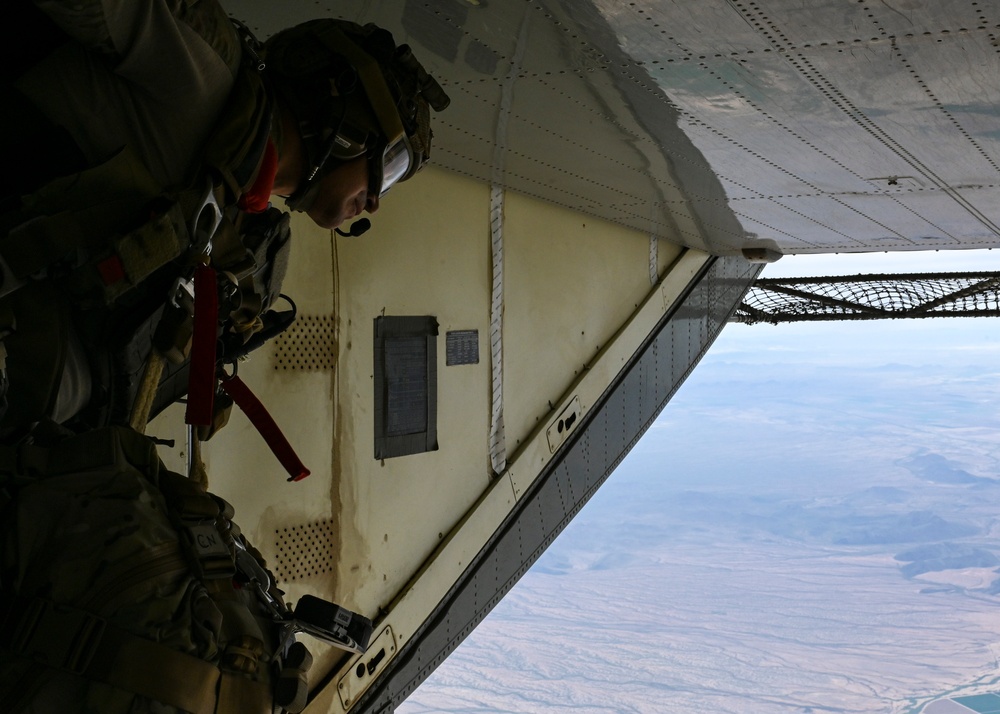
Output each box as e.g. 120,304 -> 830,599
313,27 -> 407,162
285,101 -> 351,212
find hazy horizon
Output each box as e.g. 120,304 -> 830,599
400,249 -> 1000,714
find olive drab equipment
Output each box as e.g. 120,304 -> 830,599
0,426 -> 373,713
0,18 -> 304,478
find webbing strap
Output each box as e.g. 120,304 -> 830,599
220,375 -> 310,482
186,264 -> 219,427
129,350 -> 166,433
2,209 -> 103,279
317,27 -> 405,145
2,147 -> 162,281
218,671 -> 273,714
0,427 -> 119,480
0,593 -> 220,714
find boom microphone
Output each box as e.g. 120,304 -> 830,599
335,218 -> 371,237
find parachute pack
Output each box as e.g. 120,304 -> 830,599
0,425 -> 372,713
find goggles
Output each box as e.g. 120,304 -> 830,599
372,135 -> 412,197
322,27 -> 416,199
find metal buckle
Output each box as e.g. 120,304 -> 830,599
233,538 -> 285,618
185,520 -> 236,580
169,276 -> 196,312
189,177 -> 222,255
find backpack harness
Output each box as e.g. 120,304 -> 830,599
0,426 -> 372,713
0,22 -> 309,481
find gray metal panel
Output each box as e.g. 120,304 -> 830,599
346,254 -> 762,714
228,0 -> 1000,256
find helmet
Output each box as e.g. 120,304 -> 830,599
262,20 -> 450,211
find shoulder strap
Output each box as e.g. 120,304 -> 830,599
2,45 -> 273,297
202,48 -> 274,204
1,587 -> 220,714
0,146 -> 164,286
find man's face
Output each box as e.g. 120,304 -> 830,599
305,156 -> 380,229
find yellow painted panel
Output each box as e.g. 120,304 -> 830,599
192,210 -> 340,577
503,193 -> 684,454
163,168 -> 494,680
306,245 -> 708,714
330,167 -> 493,614
152,167 -> 689,697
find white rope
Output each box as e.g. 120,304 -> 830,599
488,10 -> 531,476
649,233 -> 659,286
489,186 -> 506,475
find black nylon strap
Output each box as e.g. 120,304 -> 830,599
0,591 -> 222,714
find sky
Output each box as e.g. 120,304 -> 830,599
763,248 -> 1000,277
400,248 -> 1000,714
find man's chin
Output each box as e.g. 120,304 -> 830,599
306,210 -> 347,231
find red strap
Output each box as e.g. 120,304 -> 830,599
237,139 -> 278,214
220,375 -> 310,482
185,264 -> 218,426
97,255 -> 125,285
